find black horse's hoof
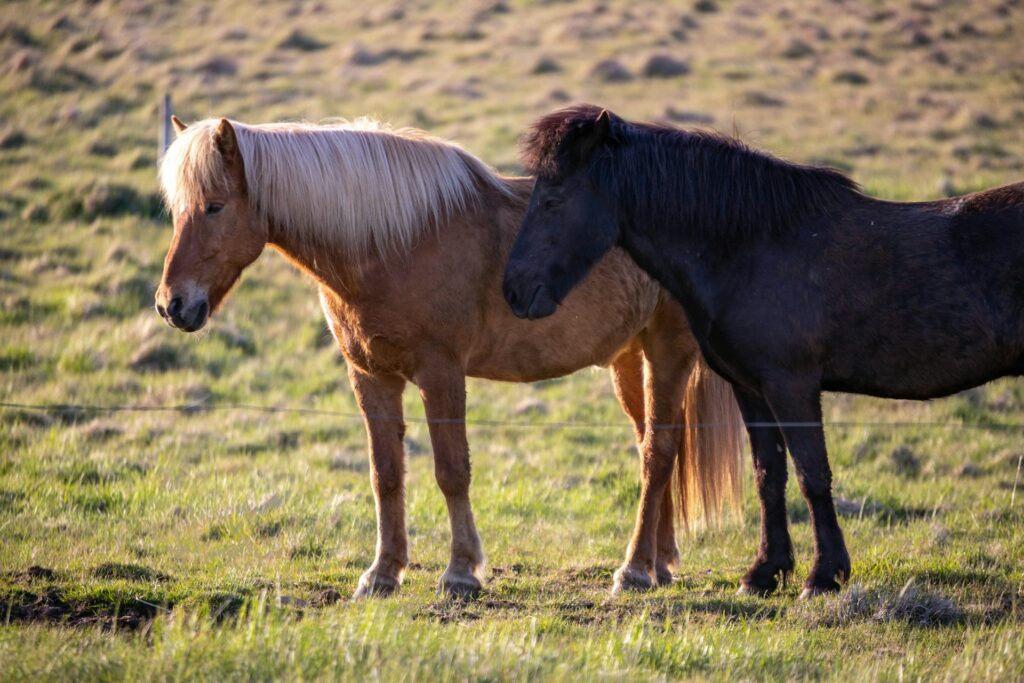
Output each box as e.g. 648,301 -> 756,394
799,580 -> 841,600
799,570 -> 844,599
801,555 -> 850,599
739,556 -> 794,597
737,580 -> 776,597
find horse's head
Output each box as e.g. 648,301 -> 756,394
503,106 -> 623,319
156,117 -> 266,332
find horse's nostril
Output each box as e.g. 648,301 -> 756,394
167,296 -> 183,318
507,289 -> 518,307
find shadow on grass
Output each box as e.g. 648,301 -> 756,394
1,586 -> 163,631
93,562 -> 172,582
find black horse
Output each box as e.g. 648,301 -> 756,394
503,104 -> 1024,598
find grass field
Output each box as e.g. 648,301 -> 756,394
2,0 -> 1024,680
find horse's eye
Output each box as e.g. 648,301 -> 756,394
542,198 -> 561,211
205,203 -> 224,215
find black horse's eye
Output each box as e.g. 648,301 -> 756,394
542,197 -> 561,211
205,203 -> 224,215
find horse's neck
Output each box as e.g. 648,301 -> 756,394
267,176 -> 529,297
496,175 -> 535,235
619,222 -> 709,326
266,229 -> 355,294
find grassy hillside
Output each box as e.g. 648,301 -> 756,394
1,0 -> 1023,680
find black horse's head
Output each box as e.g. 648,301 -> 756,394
503,106 -> 624,319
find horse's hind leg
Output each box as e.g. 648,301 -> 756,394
415,363 -> 485,599
609,342 -> 645,442
734,388 -> 794,596
348,366 -> 409,598
611,345 -> 677,588
763,381 -> 850,598
610,334 -> 691,594
655,482 -> 680,585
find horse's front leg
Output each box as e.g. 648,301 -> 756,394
612,345 -> 689,594
764,380 -> 850,598
348,366 -> 409,598
734,388 -> 794,595
416,364 -> 484,599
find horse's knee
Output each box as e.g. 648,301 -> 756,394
643,427 -> 680,460
640,451 -> 675,487
372,468 -> 404,497
369,450 -> 405,494
434,461 -> 471,498
794,469 -> 832,501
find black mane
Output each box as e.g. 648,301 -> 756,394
521,104 -> 862,239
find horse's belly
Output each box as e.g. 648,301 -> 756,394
467,318 -> 628,381
824,332 -> 1015,399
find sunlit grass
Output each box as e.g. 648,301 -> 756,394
2,0 -> 1024,679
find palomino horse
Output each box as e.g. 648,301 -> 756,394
155,115 -> 745,598
504,104 -> 1024,598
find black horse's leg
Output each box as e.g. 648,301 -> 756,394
734,389 -> 794,595
764,382 -> 850,598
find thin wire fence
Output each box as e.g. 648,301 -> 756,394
2,400 -> 1023,432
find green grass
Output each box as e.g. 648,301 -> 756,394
2,0 -> 1024,680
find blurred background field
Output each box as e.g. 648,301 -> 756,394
1,0 -> 1023,680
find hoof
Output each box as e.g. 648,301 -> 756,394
740,557 -> 793,597
738,568 -> 781,597
799,580 -> 841,600
655,566 -> 675,587
737,581 -> 775,597
612,565 -> 655,595
353,572 -> 400,599
438,574 -> 483,601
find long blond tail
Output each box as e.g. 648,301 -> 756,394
674,356 -> 746,530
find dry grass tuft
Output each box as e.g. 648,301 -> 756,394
589,58 -> 632,82
890,444 -> 922,477
642,54 -> 689,78
275,29 -> 327,52
795,581 -> 964,628
129,340 -> 186,373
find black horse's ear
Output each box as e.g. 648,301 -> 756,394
594,109 -> 612,139
578,109 -> 618,160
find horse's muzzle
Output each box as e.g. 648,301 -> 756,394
157,295 -> 209,332
505,281 -> 558,320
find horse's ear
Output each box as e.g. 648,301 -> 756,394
578,109 -> 618,160
171,115 -> 187,136
213,118 -> 242,168
594,109 -> 612,140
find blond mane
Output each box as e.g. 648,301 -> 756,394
159,118 -> 513,260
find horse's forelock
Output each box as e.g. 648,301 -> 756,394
159,120 -> 230,214
520,104 -> 608,178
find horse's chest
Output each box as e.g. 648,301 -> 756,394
319,293 -> 412,376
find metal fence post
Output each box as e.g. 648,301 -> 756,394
159,93 -> 172,164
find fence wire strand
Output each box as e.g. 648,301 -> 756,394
2,400 -> 1023,432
